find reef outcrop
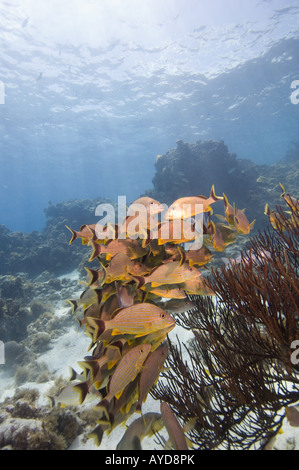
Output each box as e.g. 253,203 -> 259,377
144,139 -> 299,234
0,197 -> 116,277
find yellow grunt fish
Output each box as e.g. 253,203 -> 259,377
129,196 -> 165,215
95,343 -> 151,417
185,245 -> 213,267
234,208 -> 255,235
67,288 -> 102,313
65,224 -> 96,245
264,203 -> 288,231
136,343 -> 168,413
181,277 -> 214,296
87,303 -> 175,341
142,285 -> 187,299
89,239 -> 147,262
155,218 -> 199,245
279,182 -> 299,213
143,261 -> 201,288
160,401 -> 188,450
116,412 -> 164,450
164,185 -> 223,220
222,193 -> 236,226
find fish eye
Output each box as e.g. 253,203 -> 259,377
161,312 -> 165,318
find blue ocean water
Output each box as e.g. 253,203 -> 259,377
0,0 -> 298,233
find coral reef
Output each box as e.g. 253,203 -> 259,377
0,197 -> 116,276
0,388 -> 80,450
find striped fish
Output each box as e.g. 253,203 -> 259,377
95,343 -> 151,417
161,402 -> 188,450
87,303 -> 175,341
136,343 -> 168,413
101,252 -> 134,284
89,239 -> 147,262
143,261 -> 201,288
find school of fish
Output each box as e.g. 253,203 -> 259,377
60,185 -> 257,449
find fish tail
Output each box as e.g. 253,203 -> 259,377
95,398 -> 110,420
84,267 -> 99,287
264,203 -> 270,216
131,275 -> 145,289
88,241 -> 102,262
68,366 -> 79,381
223,193 -> 229,208
72,381 -> 90,404
67,299 -> 78,313
47,395 -> 56,408
78,360 -> 100,382
65,225 -> 77,244
279,182 -> 286,196
86,318 -> 106,342
210,185 -> 223,202
88,424 -> 104,447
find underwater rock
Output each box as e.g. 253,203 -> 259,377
0,197 -> 117,277
3,341 -> 27,368
144,139 -> 298,234
147,139 -> 259,206
0,387 -> 92,450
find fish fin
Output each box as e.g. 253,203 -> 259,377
68,367 -> 78,382
88,425 -> 104,447
134,332 -> 148,338
177,245 -> 186,267
215,214 -> 226,222
131,275 -> 145,289
86,318 -> 106,342
111,328 -> 123,336
94,380 -> 102,390
279,182 -> 285,195
94,398 -> 110,420
67,299 -> 78,313
47,396 -> 56,408
210,184 -> 223,202
72,381 -> 90,405
223,193 -> 229,207
115,389 -> 124,400
89,241 -> 102,262
78,360 -> 100,382
84,267 -> 100,287
249,219 -> 256,230
65,225 -> 77,244
264,203 -> 270,216
106,340 -> 124,354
